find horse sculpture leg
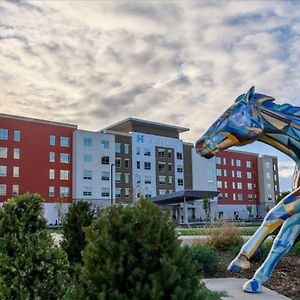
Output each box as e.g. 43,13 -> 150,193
243,212 -> 300,293
228,186 -> 300,271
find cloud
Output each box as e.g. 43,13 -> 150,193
0,1 -> 299,191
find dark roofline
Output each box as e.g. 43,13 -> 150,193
101,117 -> 189,134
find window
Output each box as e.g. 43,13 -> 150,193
49,186 -> 55,197
49,152 -> 55,162
14,130 -> 20,141
233,193 -> 236,201
60,153 -> 70,163
125,188 -> 130,198
102,171 -> 110,181
268,194 -> 272,201
177,165 -> 183,173
0,147 -> 7,158
208,180 -> 214,186
246,172 -> 251,179
168,150 -> 172,159
50,135 -> 55,146
236,171 -> 242,178
144,148 -> 151,156
60,137 -> 70,147
60,187 -> 69,197
216,169 -> 222,176
136,175 -> 141,184
178,178 -> 183,186
273,164 -> 277,171
216,157 -> 221,164
0,184 -> 6,196
60,170 -> 69,180
254,183 -> 257,189
49,169 -> 55,179
266,172 -> 271,180
115,188 -> 121,198
101,140 -> 110,149
232,182 -> 235,189
248,194 -> 253,201
225,193 -> 228,200
169,176 -> 173,185
158,162 -> 165,172
84,137 -> 92,147
115,158 -> 121,168
218,193 -> 223,200
274,174 -> 277,181
145,191 -> 152,199
136,147 -> 140,155
101,187 -> 110,197
236,159 -> 241,167
158,148 -> 165,158
224,181 -> 227,188
144,162 -> 151,170
83,186 -> 92,196
223,158 -> 226,165
267,183 -> 272,189
12,185 -> 19,196
0,129 -> 8,140
0,166 -> 7,176
144,176 -> 151,184
247,183 -> 252,190
238,194 -> 243,201
232,170 -> 235,177
217,181 -> 222,188
266,161 -> 270,169
246,161 -> 251,168
125,173 -> 130,184
137,161 -> 140,169
115,143 -> 121,153
101,156 -> 110,165
124,144 -> 129,154
237,182 -> 242,189
231,159 -> 234,166
168,163 -> 172,172
124,159 -> 129,168
84,154 -> 92,163
115,173 -> 121,183
223,170 -> 227,177
159,176 -> 166,185
159,189 -> 167,195
176,152 -> 183,160
208,168 -> 213,176
83,170 -> 92,180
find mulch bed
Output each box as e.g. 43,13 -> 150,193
212,252 -> 300,299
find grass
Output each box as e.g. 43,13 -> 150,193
177,228 -> 256,236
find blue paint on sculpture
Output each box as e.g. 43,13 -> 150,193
195,86 -> 300,293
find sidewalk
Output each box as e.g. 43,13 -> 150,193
203,278 -> 291,300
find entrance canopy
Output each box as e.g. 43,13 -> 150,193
150,189 -> 219,205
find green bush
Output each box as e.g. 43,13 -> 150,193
0,193 -> 69,300
292,241 -> 300,255
61,201 -> 95,268
74,199 -> 221,300
227,245 -> 241,258
190,244 -> 219,276
251,239 -> 273,262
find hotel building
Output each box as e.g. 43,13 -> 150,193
0,114 -> 280,223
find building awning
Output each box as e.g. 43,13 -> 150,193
150,189 -> 219,205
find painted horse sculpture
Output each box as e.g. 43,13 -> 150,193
195,86 -> 300,293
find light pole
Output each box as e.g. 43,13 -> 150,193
110,163 -> 115,205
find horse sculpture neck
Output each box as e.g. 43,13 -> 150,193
258,100 -> 300,165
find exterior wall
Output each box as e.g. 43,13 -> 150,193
183,144 -> 193,189
218,204 -> 258,220
131,132 -> 184,198
72,130 -> 115,204
215,150 -> 260,217
257,155 -> 280,217
0,114 -> 76,205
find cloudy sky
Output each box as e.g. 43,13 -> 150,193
1,0 -> 299,190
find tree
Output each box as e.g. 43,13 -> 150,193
0,193 -> 69,299
246,205 -> 253,221
74,199 -> 219,300
203,198 -> 211,221
277,191 -> 291,204
61,201 -> 96,269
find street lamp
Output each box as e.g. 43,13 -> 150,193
110,163 -> 115,205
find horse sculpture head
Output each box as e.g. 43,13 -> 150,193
195,86 -> 274,158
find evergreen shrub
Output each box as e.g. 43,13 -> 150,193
190,244 -> 219,276
61,201 -> 95,267
0,193 -> 69,300
74,199 -> 221,300
293,241 -> 300,255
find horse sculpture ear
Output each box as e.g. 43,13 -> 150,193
244,86 -> 255,103
255,94 -> 275,105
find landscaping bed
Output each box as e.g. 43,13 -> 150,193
213,251 -> 300,299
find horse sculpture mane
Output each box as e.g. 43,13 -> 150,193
195,86 -> 300,294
